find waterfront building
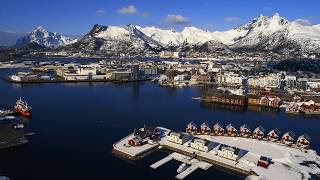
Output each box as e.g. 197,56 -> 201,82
217,144 -> 240,161
131,64 -> 140,80
267,129 -> 281,142
128,136 -> 144,146
296,134 -> 311,149
257,156 -> 271,169
200,122 -> 211,135
190,138 -> 215,152
186,122 -> 198,134
226,124 -> 238,137
213,123 -> 224,136
281,131 -> 295,146
240,124 -> 251,138
167,131 -> 191,145
252,126 -> 265,140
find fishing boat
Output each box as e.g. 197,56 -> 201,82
14,98 -> 32,117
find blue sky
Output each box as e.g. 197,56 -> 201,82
0,0 -> 319,35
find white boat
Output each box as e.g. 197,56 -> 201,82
177,163 -> 189,173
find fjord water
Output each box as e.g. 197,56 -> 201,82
0,69 -> 319,180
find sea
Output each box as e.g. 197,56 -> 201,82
0,65 -> 319,180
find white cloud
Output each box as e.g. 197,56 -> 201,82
165,14 -> 190,25
117,5 -> 138,15
224,16 -> 240,22
95,10 -> 106,16
294,18 -> 312,26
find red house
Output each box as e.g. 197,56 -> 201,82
240,124 -> 251,138
257,156 -> 271,169
296,134 -> 311,149
281,131 -> 295,146
252,126 -> 265,140
186,121 -> 198,134
260,96 -> 270,107
200,122 -> 211,135
128,136 -> 144,146
226,123 -> 238,137
267,129 -> 281,142
213,123 -> 224,136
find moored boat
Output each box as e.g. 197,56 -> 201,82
14,98 -> 32,117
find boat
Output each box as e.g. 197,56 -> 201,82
14,98 -> 32,117
0,109 -> 15,116
177,163 -> 190,173
13,123 -> 24,129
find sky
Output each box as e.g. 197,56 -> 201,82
0,0 -> 320,35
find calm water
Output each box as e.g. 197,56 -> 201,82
0,69 -> 319,180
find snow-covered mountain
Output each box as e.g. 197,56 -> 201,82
15,26 -> 77,48
62,13 -> 320,56
67,24 -> 163,54
230,14 -> 320,53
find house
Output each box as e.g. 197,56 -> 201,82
267,129 -> 281,142
213,123 -> 224,136
186,121 -> 198,134
281,131 -> 295,146
200,122 -> 211,135
167,131 -> 192,145
268,96 -> 281,108
134,125 -> 159,139
247,95 -> 261,106
260,96 -> 270,107
190,138 -> 215,152
217,144 -> 240,161
252,126 -> 265,140
240,124 -> 251,138
128,136 -> 144,146
226,123 -> 238,137
257,156 -> 272,169
296,134 -> 311,149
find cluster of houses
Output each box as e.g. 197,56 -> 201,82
248,95 -> 282,108
127,125 -> 161,146
185,122 -> 311,149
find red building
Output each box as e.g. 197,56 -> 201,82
128,136 -> 144,146
267,129 -> 280,142
257,156 -> 271,169
200,122 -> 211,135
296,134 -> 311,149
226,124 -> 238,137
240,124 -> 251,138
281,131 -> 295,146
213,123 -> 224,136
186,121 -> 198,134
252,126 -> 265,140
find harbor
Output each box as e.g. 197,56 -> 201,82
113,124 -> 320,179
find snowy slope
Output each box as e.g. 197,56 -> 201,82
67,24 -> 163,53
15,26 -> 77,48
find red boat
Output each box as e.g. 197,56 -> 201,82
14,98 -> 32,117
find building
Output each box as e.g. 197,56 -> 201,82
281,131 -> 295,146
267,129 -> 281,142
257,156 -> 272,169
128,136 -> 144,146
240,124 -> 251,138
217,144 -> 241,161
111,71 -> 132,81
159,51 -> 180,59
226,124 -> 238,137
200,122 -> 211,135
190,138 -> 215,152
131,64 -> 140,80
252,126 -> 265,140
213,123 -> 224,136
186,122 -> 198,134
296,134 -> 311,149
260,96 -> 281,108
167,131 -> 191,145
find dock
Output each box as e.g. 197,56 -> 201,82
150,154 -> 173,169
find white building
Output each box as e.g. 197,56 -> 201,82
190,138 -> 215,152
167,132 -> 191,145
217,144 -> 240,161
217,72 -> 243,85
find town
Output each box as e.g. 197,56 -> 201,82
2,56 -> 320,116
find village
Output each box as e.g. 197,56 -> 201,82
113,122 -> 319,180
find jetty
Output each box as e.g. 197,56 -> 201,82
113,124 -> 320,180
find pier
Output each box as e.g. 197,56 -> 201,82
113,126 -> 320,179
